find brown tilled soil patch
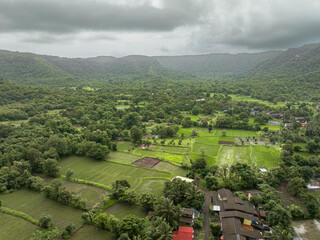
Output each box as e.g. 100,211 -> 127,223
218,141 -> 235,145
132,157 -> 161,168
138,144 -> 155,149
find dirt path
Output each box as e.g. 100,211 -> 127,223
203,190 -> 212,240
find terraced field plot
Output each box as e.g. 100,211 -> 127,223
59,156 -> 172,188
178,127 -> 213,137
0,189 -> 83,230
72,225 -> 116,240
0,213 -> 39,240
190,154 -> 216,165
104,203 -> 147,218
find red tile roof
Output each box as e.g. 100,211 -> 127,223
173,226 -> 193,240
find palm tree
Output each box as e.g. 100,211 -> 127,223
149,217 -> 173,240
152,198 -> 180,227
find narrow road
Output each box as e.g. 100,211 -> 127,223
203,190 -> 212,240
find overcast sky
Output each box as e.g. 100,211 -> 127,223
1,0 -> 320,57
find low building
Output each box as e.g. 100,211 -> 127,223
268,121 -> 280,125
284,123 -> 294,129
221,218 -> 263,240
179,208 -> 199,226
173,226 -> 193,240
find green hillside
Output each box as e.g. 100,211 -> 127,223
155,51 -> 281,75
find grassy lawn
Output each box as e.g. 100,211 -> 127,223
116,141 -> 135,152
251,146 -> 280,168
157,138 -> 196,147
59,156 -> 172,188
0,189 -> 83,230
107,151 -> 140,164
132,148 -> 186,164
72,225 -> 116,240
217,146 -> 236,165
0,213 -> 39,240
214,129 -> 258,137
104,203 -> 147,218
134,179 -> 167,197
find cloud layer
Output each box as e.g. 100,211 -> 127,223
0,0 -> 320,57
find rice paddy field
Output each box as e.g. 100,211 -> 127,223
229,94 -> 286,107
0,213 -> 39,240
59,156 -> 172,188
0,189 -> 84,230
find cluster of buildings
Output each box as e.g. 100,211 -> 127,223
173,208 -> 200,240
213,189 -> 268,240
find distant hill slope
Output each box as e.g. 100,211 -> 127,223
155,51 -> 281,75
0,50 -> 173,86
229,43 -> 320,101
248,43 -> 320,76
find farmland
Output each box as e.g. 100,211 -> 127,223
0,189 -> 84,230
72,225 -> 116,240
0,213 -> 39,240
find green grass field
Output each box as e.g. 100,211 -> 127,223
251,146 -> 280,168
0,213 -> 39,240
132,148 -> 186,164
151,145 -> 190,155
134,179 -> 167,197
190,154 -> 216,165
104,203 -> 147,218
229,94 -> 286,107
107,151 -> 140,163
152,161 -> 187,176
116,141 -> 135,152
0,189 -> 83,230
192,143 -> 221,156
72,225 -> 116,240
43,178 -> 107,208
214,129 -> 259,137
59,156 -> 172,188
197,136 -> 234,145
116,105 -> 130,110
178,127 -> 213,137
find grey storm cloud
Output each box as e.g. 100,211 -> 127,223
0,0 -> 202,33
1,0 -> 320,56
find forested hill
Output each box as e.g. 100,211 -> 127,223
0,50 -> 177,86
155,51 -> 281,75
225,43 -> 320,102
248,43 -> 320,76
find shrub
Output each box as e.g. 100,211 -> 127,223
39,214 -> 52,228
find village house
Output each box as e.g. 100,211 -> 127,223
213,189 -> 265,240
173,226 -> 194,240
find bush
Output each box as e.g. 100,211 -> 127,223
39,214 -> 52,228
210,223 -> 221,237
